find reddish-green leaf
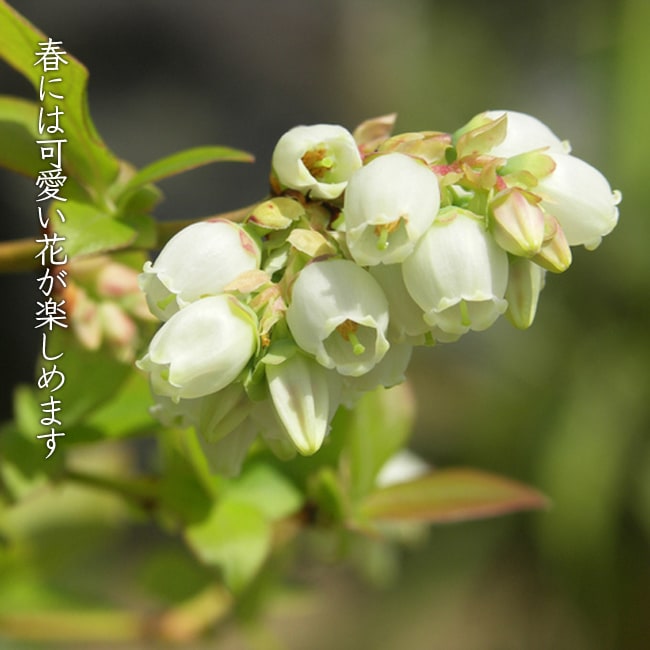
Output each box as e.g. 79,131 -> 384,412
356,467 -> 549,525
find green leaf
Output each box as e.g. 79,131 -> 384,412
185,498 -> 271,593
56,200 -> 155,257
333,384 -> 415,500
226,463 -> 303,522
355,468 -> 548,526
114,146 -> 254,204
0,0 -> 120,194
0,95 -> 41,177
42,329 -> 132,427
83,370 -> 156,439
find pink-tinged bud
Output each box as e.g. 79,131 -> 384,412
505,257 -> 546,329
532,215 -> 572,273
490,188 -> 546,257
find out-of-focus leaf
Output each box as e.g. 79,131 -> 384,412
114,146 -> 254,204
333,384 -> 415,500
226,463 -> 303,522
0,96 -> 41,177
185,498 -> 271,593
159,431 -> 215,526
0,0 -> 120,194
0,387 -> 64,484
355,468 -> 548,526
42,330 -> 132,427
83,371 -> 156,439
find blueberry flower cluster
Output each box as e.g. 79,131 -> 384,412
137,111 -> 620,473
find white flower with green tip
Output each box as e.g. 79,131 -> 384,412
136,295 -> 258,401
344,153 -> 440,265
402,208 -> 509,336
536,152 -> 620,249
286,259 -> 390,376
139,220 -> 260,321
272,124 -> 362,200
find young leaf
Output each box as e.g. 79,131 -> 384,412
0,96 -> 41,177
54,200 -> 156,257
333,384 -> 415,500
41,329 -> 133,427
0,0 -> 120,194
355,467 -> 549,526
185,498 -> 271,593
114,146 -> 254,204
224,463 -> 303,522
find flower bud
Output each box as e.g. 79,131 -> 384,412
504,257 -> 546,329
536,152 -> 620,249
402,207 -> 508,336
266,352 -> 341,455
286,259 -> 390,376
271,124 -> 362,200
489,188 -> 546,257
532,214 -> 572,272
136,295 -> 258,401
139,220 -> 261,321
344,153 -> 440,266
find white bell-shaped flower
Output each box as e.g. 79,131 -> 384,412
139,220 -> 261,321
482,109 -> 570,158
137,295 -> 258,401
266,352 -> 342,455
286,259 -> 390,376
369,263 -> 429,344
402,208 -> 509,336
272,124 -> 362,200
536,152 -> 620,249
344,153 -> 440,265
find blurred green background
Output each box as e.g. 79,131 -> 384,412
0,0 -> 648,648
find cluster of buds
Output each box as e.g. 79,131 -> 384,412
65,255 -> 156,362
136,111 -> 620,473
